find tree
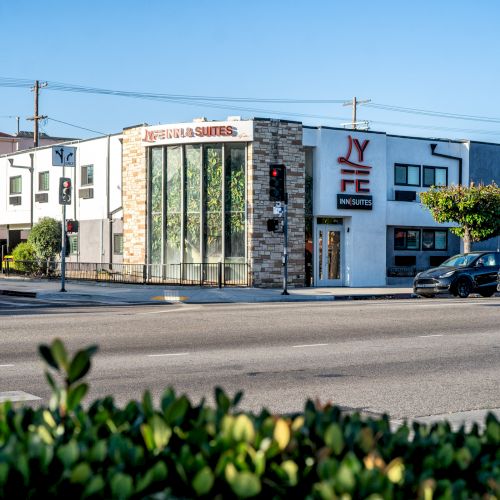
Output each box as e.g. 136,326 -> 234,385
28,217 -> 62,261
420,183 -> 500,253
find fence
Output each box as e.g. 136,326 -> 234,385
1,260 -> 249,287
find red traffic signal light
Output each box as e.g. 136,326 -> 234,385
66,220 -> 79,233
59,177 -> 72,205
269,164 -> 286,202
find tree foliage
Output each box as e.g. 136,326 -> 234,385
420,183 -> 500,253
28,217 -> 62,261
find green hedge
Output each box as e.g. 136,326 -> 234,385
0,340 -> 499,499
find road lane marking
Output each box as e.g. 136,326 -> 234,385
0,364 -> 14,367
147,353 -> 189,357
292,343 -> 329,348
0,391 -> 41,402
138,306 -> 202,315
418,334 -> 443,338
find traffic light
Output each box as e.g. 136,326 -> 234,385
267,218 -> 281,232
269,164 -> 286,202
59,177 -> 72,205
66,220 -> 79,233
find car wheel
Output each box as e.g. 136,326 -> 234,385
456,278 -> 472,298
479,288 -> 496,298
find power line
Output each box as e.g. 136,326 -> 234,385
2,76 -> 500,138
47,117 -> 106,135
366,102 -> 500,124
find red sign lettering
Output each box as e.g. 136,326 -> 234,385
338,135 -> 371,193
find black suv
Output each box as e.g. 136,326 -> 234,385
413,251 -> 500,298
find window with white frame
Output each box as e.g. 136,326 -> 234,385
38,171 -> 49,191
9,176 -> 22,194
81,164 -> 94,186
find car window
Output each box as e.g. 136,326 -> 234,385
483,254 -> 498,266
441,253 -> 483,267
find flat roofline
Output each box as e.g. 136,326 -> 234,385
468,139 -> 500,147
0,132 -> 122,158
303,124 -> 470,144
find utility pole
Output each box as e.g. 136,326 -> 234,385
342,97 -> 370,130
26,80 -> 47,148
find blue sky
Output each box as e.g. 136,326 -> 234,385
2,0 -> 500,142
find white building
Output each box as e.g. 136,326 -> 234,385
0,134 -> 123,263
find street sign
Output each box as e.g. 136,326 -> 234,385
52,146 -> 76,167
273,205 -> 284,216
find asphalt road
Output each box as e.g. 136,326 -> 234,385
1,296 -> 499,420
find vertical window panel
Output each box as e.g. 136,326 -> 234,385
224,144 -> 245,261
203,145 -> 223,263
435,168 -> 447,186
184,145 -> 202,263
165,146 -> 182,266
150,148 -> 163,264
407,166 -> 420,186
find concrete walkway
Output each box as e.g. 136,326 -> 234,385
0,275 -> 416,305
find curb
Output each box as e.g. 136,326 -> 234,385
0,290 -> 37,299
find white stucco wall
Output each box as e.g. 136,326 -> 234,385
308,127 -> 388,286
0,135 -> 122,229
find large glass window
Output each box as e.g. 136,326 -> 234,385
184,145 -> 202,263
150,148 -> 163,264
203,145 -> 223,263
165,146 -> 182,267
149,143 -> 246,267
224,144 -> 245,261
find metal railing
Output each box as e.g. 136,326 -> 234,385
387,266 -> 426,277
2,260 -> 249,287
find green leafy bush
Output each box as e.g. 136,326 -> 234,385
28,217 -> 61,261
10,241 -> 38,273
0,340 -> 499,499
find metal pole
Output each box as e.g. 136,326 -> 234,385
29,154 -> 34,229
282,196 -> 289,295
34,80 -> 39,148
60,205 -> 67,292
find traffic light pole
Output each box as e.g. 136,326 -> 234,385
282,194 -> 289,295
60,205 -> 67,292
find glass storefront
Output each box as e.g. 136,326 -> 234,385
148,143 -> 246,273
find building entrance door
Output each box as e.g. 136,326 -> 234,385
315,224 -> 343,286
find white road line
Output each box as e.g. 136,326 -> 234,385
418,334 -> 443,338
0,364 -> 14,367
147,353 -> 189,357
292,343 -> 329,348
138,306 -> 202,315
0,391 -> 41,403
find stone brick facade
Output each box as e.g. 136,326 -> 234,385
122,125 -> 147,264
121,119 -> 306,287
248,119 -> 305,287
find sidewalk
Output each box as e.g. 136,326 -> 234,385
0,275 -> 416,305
